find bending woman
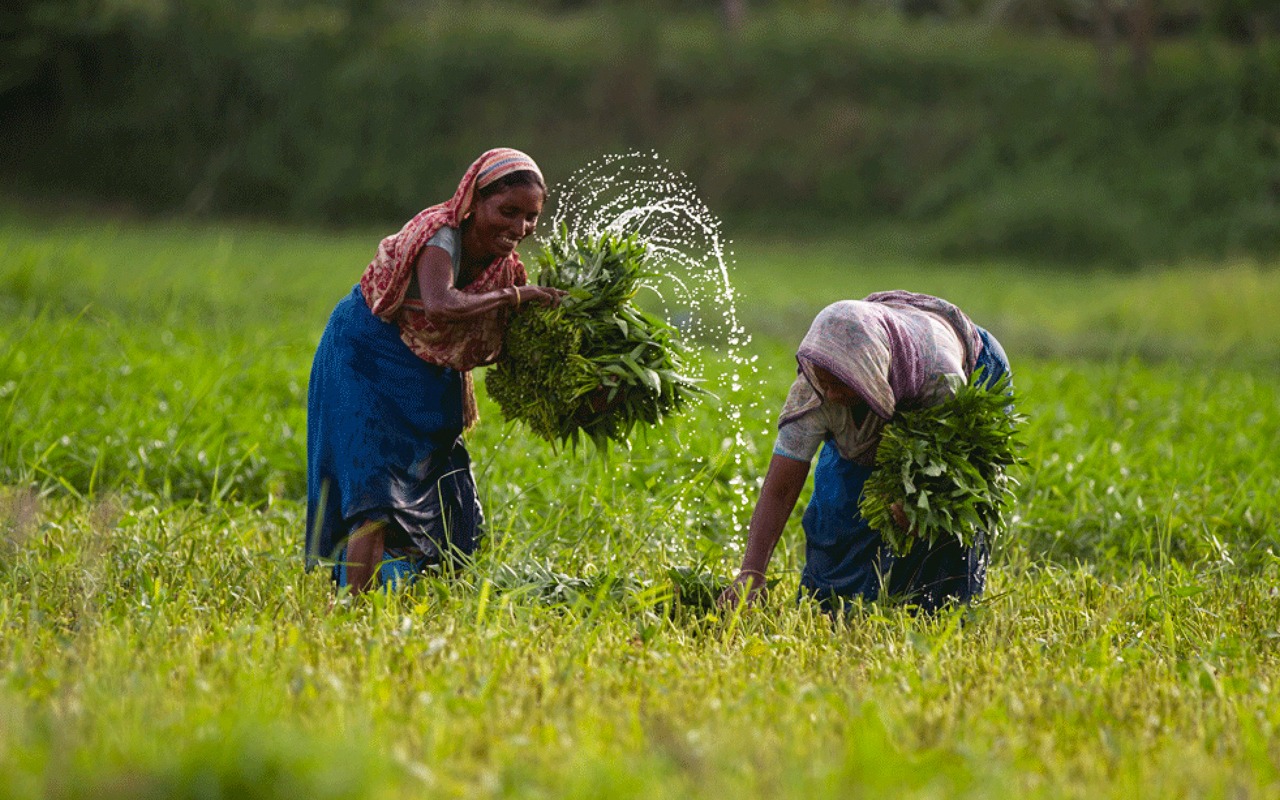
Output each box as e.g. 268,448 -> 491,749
720,291 -> 1010,613
306,148 -> 563,593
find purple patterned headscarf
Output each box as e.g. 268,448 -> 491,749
780,291 -> 982,427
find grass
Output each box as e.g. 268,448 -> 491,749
1,210 -> 1279,798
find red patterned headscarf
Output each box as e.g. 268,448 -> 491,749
358,148 -> 544,427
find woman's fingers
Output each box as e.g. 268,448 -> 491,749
716,584 -> 742,610
523,286 -> 566,306
717,573 -> 766,610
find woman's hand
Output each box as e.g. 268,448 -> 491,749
717,570 -> 767,610
890,501 -> 914,534
517,285 -> 566,307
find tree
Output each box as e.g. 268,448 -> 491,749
1094,0 -> 1118,96
722,0 -> 745,33
0,0 -> 101,97
1127,0 -> 1154,81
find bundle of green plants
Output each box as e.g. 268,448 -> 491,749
490,561 -> 637,607
859,372 -> 1025,557
485,228 -> 702,450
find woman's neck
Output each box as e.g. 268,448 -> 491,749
458,222 -> 490,285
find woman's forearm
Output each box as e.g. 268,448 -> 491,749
423,285 -> 521,322
737,454 -> 810,578
740,500 -> 788,575
416,245 -> 525,322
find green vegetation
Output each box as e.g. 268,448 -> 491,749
3,2 -> 1279,265
1,212 -> 1279,797
485,230 -> 701,450
861,373 -> 1025,557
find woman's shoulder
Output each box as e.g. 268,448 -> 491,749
426,225 -> 460,248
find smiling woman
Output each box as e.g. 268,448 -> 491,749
305,148 -> 566,594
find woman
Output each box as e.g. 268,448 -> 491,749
719,290 -> 1010,613
305,148 -> 564,593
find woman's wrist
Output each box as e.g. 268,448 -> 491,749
508,285 -> 522,309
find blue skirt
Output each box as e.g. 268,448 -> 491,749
799,327 -> 1010,612
305,286 -> 483,582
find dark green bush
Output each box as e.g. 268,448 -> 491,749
929,173 -> 1146,267
3,3 -> 1278,266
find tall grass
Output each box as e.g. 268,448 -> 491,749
1,212 -> 1278,797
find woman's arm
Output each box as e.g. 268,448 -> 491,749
416,245 -> 561,322
718,453 -> 811,608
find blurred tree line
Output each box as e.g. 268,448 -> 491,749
2,0 -> 1278,265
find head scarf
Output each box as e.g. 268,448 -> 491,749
358,148 -> 544,427
779,290 -> 982,429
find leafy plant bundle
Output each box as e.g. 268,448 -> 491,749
484,228 -> 702,450
859,371 -> 1025,557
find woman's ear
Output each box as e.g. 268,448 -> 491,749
460,195 -> 479,222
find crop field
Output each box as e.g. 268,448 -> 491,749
1,211 -> 1278,798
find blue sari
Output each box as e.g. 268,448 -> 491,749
306,286 -> 483,586
799,327 -> 1010,612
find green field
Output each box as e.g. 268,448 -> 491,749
1,212 -> 1278,798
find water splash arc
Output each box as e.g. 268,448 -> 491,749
540,151 -> 765,532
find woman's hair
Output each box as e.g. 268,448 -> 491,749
476,169 -> 546,199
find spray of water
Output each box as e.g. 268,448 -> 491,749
542,151 -> 769,533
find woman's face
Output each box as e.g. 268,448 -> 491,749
808,365 -> 850,402
811,365 -> 873,425
464,183 -> 544,262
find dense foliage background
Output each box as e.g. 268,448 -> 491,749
3,0 -> 1279,265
